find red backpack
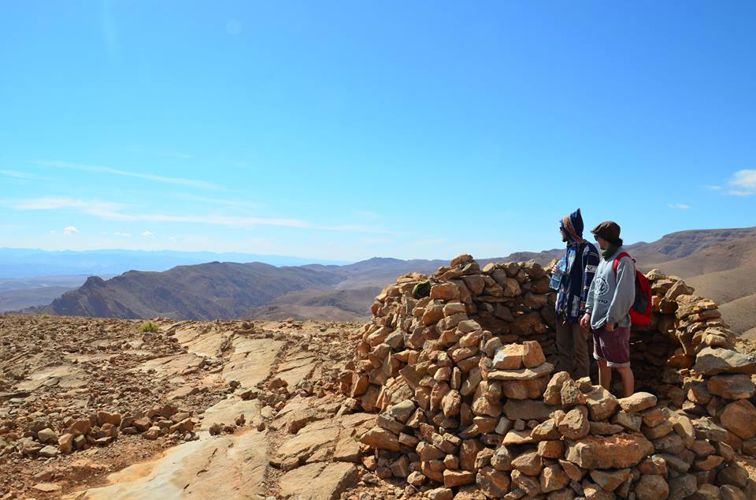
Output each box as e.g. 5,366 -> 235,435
613,252 -> 652,327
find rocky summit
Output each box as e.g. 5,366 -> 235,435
0,255 -> 755,499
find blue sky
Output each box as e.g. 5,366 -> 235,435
1,1 -> 755,262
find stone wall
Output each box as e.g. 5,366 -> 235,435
341,255 -> 756,499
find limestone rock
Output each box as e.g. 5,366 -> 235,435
360,426 -> 401,452
540,464 -> 569,493
427,487 -> 454,500
668,474 -> 697,500
707,374 -> 756,400
543,371 -> 571,405
618,392 -> 657,413
565,433 -> 654,469
39,445 -> 59,458
443,469 -> 475,487
635,474 -> 669,500
37,427 -> 58,445
558,406 -> 590,440
493,344 -> 524,370
487,362 -> 554,381
476,467 -> 510,498
589,468 -> 630,492
719,400 -> 756,440
585,386 -> 619,421
693,348 -> 756,376
511,451 -> 543,476
279,462 -> 358,500
522,341 -> 546,368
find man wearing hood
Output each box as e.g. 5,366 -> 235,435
551,209 -> 599,379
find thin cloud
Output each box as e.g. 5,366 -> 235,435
0,169 -> 50,181
141,230 -> 154,238
32,160 -> 222,190
13,197 -> 125,215
704,184 -> 722,191
63,226 -> 79,235
11,197 -> 390,233
727,169 -> 756,196
667,203 -> 691,210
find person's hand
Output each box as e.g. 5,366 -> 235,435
605,322 -> 616,332
580,313 -> 590,330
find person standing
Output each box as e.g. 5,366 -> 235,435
551,209 -> 599,379
581,221 -> 636,397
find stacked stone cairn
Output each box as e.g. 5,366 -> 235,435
341,255 -> 756,499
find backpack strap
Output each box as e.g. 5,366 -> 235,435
612,251 -> 633,274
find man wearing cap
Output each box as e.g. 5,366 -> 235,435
551,209 -> 599,379
580,221 -> 635,397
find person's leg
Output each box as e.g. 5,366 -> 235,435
603,326 -> 633,396
616,366 -> 635,397
572,324 -> 590,379
592,330 -> 609,388
555,319 -> 575,376
597,358 -> 611,390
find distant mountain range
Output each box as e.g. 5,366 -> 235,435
0,248 -> 348,279
12,227 -> 756,340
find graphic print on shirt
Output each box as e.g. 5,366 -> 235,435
594,275 -> 610,305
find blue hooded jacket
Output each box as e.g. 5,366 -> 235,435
553,209 -> 600,323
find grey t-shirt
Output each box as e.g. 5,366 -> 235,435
585,247 -> 635,330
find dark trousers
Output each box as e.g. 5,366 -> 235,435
555,318 -> 590,379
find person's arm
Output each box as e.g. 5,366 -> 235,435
581,265 -> 597,329
580,246 -> 599,314
604,256 -> 635,327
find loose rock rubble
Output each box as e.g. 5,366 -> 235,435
0,315 -> 372,499
342,255 -> 756,499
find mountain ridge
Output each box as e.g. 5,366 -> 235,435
19,227 -> 756,336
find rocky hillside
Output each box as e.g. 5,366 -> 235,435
1,255 -> 755,499
40,262 -> 346,319
630,229 -> 756,339
26,256 -> 553,321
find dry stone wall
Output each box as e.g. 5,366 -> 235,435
342,255 -> 756,499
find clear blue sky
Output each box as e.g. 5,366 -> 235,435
1,1 -> 755,262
